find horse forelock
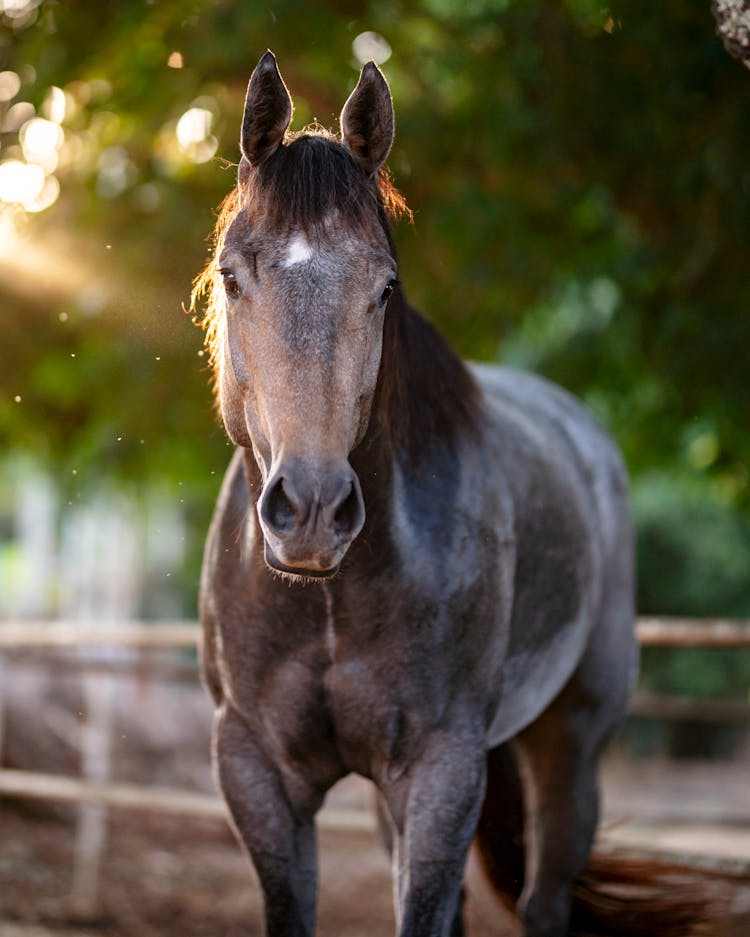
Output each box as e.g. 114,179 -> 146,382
247,131 -> 409,236
189,129 -> 410,405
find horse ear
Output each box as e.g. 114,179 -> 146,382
240,50 -> 293,166
340,61 -> 394,176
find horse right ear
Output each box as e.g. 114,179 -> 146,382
340,61 -> 394,176
240,50 -> 293,167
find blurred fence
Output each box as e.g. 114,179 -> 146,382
0,463 -> 188,623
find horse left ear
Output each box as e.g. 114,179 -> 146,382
340,61 -> 394,176
241,50 -> 293,166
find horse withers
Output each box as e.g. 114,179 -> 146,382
194,51 -> 638,937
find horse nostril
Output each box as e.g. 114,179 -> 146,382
262,476 -> 298,533
332,479 -> 365,538
260,465 -> 364,549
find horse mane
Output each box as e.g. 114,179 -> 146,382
190,129 -> 480,462
373,285 -> 481,462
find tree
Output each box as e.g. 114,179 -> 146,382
2,1 -> 749,613
713,0 -> 750,69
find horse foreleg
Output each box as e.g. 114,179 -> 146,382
375,792 -> 467,937
214,705 -> 319,937
379,732 -> 486,937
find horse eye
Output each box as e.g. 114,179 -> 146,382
379,280 -> 396,307
220,268 -> 240,298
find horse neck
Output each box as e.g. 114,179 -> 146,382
342,285 -> 482,579
368,283 -> 481,466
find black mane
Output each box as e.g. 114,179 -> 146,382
373,284 -> 481,464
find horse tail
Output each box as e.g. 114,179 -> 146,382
474,743 -> 525,912
569,851 -> 729,937
474,744 -> 728,935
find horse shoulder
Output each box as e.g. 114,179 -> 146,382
199,449 -> 256,707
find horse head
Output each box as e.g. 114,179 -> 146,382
210,52 -> 399,578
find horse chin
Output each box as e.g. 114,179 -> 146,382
263,543 -> 341,582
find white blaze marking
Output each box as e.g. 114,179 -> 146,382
284,234 -> 314,267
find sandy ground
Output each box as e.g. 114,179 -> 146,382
0,806 -> 519,937
1,755 -> 749,937
1,664 -> 748,935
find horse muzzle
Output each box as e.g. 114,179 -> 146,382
257,460 -> 366,578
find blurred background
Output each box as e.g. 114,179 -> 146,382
1,3 -> 749,933
1,2 -> 749,759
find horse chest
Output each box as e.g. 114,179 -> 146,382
255,649 -> 427,781
324,658 -> 419,777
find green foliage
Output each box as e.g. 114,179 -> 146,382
633,472 -> 750,703
1,1 -> 749,654
635,473 -> 750,620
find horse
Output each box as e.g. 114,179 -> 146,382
192,52 -> 709,937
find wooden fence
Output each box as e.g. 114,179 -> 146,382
1,616 -> 749,649
0,617 -> 749,911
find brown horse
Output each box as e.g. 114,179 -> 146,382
193,52 -> 713,937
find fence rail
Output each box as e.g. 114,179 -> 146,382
1,616 -> 749,649
0,621 -> 200,649
0,769 -> 376,833
635,617 -> 750,647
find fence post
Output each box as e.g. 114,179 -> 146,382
60,495 -> 139,916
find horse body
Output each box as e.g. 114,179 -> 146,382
203,361 -> 635,754
196,51 -> 637,937
473,364 -> 636,745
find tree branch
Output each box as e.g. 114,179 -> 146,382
712,0 -> 750,69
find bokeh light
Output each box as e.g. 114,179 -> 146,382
42,85 -> 66,124
20,117 -> 64,172
175,106 -> 218,163
0,0 -> 42,22
0,70 -> 21,102
352,31 -> 392,66
2,100 -> 34,131
97,146 -> 137,198
0,158 -> 59,212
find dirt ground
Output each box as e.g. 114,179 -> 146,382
0,803 -> 521,937
1,664 -> 748,936
2,767 -> 749,937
